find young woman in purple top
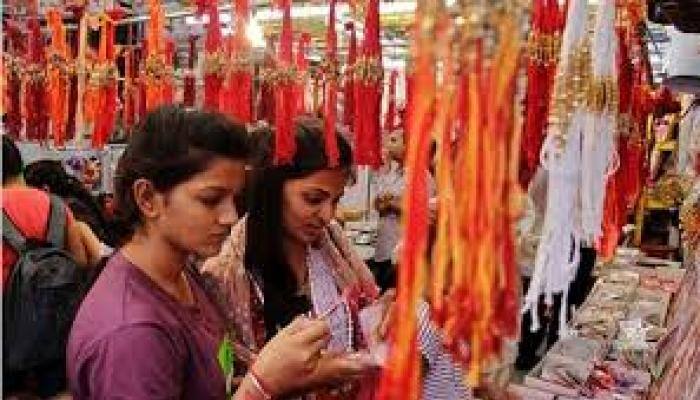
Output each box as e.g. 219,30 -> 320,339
67,106 -> 371,400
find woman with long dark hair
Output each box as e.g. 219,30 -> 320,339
203,117 -> 471,399
68,106 -> 349,400
25,159 -> 114,246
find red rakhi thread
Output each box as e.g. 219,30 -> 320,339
46,8 -> 70,147
343,22 -> 357,130
353,0 -> 383,168
91,10 -> 122,149
4,20 -> 24,139
25,1 -> 48,143
295,33 -> 311,115
323,0 -> 340,167
221,0 -> 253,123
183,35 -> 198,108
272,0 -> 297,165
384,70 -> 398,131
200,0 -> 225,112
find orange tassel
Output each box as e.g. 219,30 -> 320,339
46,8 -> 70,147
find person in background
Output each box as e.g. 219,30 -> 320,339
2,136 -> 101,398
370,129 -> 435,290
25,160 -> 115,247
67,106 -> 338,400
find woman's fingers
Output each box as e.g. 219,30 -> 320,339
295,319 -> 331,345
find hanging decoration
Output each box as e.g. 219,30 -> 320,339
384,70 -> 399,131
295,32 -> 311,115
221,0 -> 253,123
24,0 -> 48,143
271,0 -> 298,165
257,36 -> 277,123
183,35 -> 198,108
144,0 -> 169,111
199,0 -> 226,111
519,0 -> 563,188
123,47 -> 137,131
580,0 -> 619,243
137,44 -> 148,120
352,0 -> 383,167
91,9 -> 123,149
46,8 -> 71,148
322,0 -> 340,167
343,21 -> 357,130
379,0 -> 523,396
162,36 -> 176,105
4,19 -> 25,139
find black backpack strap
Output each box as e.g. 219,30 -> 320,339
46,195 -> 67,248
2,210 -> 27,253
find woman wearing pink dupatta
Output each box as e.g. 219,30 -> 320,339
202,118 -> 470,399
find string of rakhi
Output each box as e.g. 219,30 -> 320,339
384,70 -> 399,131
90,9 -> 123,149
519,0 -> 563,188
272,0 -> 298,165
295,33 -> 311,115
4,20 -> 25,139
343,21 -> 358,130
46,8 -> 71,148
221,0 -> 253,123
199,0 -> 226,112
183,35 -> 198,108
323,0 -> 341,167
352,0 -> 383,168
25,0 -> 48,143
143,0 -> 171,111
380,0 -> 524,396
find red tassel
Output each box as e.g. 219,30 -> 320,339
203,0 -> 224,111
295,33 -> 311,115
343,22 -> 357,130
384,70 -> 398,131
92,10 -> 122,149
184,35 -> 197,108
162,36 -> 175,104
353,0 -> 382,168
273,0 -> 297,165
221,0 -> 253,122
4,20 -> 24,139
25,5 -> 48,143
323,0 -> 340,167
257,38 -> 277,123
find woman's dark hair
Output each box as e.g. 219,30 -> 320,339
245,117 -> 353,335
3,135 -> 23,183
24,159 -> 115,244
114,105 -> 250,243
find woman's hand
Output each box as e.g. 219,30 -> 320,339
246,317 -> 376,397
375,289 -> 396,341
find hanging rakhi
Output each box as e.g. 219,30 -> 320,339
46,8 -> 71,148
24,0 -> 48,143
221,0 -> 253,122
384,70 -> 398,131
272,0 -> 298,165
183,35 -> 198,108
4,20 -> 24,139
352,0 -> 383,167
91,9 -> 123,149
199,0 -> 226,111
294,33 -> 311,115
123,47 -> 137,131
581,0 -> 619,242
322,0 -> 340,167
136,45 -> 148,120
378,3 -> 439,398
519,0 -> 563,188
343,21 -> 357,130
257,36 -> 277,123
144,0 -> 167,110
524,0 -> 593,334
162,36 -> 176,104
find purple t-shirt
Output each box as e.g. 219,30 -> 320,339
68,252 -> 227,399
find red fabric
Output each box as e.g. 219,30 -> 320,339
183,36 -> 197,108
2,188 -> 73,290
